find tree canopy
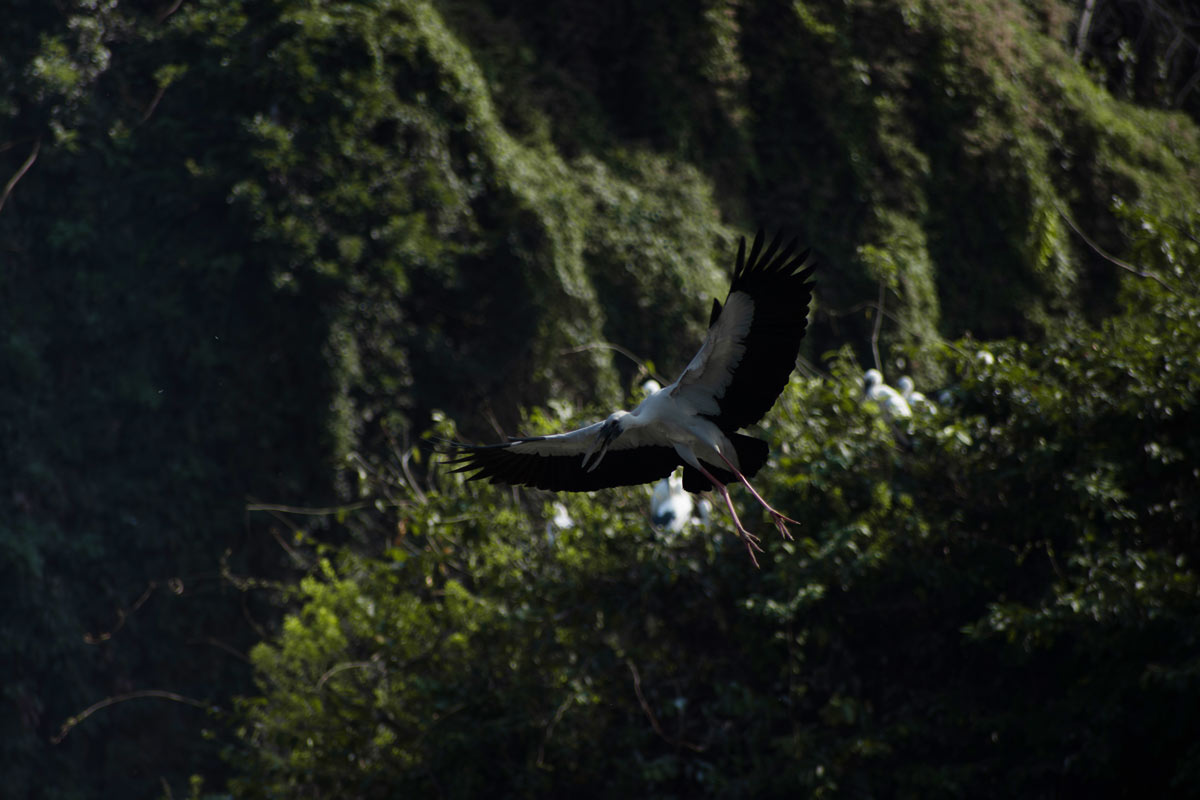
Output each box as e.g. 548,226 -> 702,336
2,0 -> 1198,797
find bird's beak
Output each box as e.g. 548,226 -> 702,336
580,436 -> 600,471
581,421 -> 618,472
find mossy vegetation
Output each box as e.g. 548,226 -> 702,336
234,277 -> 1200,798
2,0 -> 1197,796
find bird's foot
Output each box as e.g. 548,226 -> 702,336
767,508 -> 799,541
736,526 -> 764,567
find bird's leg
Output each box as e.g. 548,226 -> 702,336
715,452 -> 798,541
691,462 -> 763,567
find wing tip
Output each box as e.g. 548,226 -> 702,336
729,229 -> 817,282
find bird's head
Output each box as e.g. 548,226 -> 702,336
581,411 -> 628,472
863,369 -> 883,391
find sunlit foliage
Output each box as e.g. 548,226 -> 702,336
234,275 -> 1200,797
2,0 -> 1198,797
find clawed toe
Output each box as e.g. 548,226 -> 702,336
770,511 -> 797,540
734,526 -> 764,567
744,538 -> 763,567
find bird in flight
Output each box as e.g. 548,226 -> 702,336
446,230 -> 816,565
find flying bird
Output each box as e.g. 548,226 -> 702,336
446,230 -> 816,565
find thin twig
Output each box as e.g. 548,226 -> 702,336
1174,66 -> 1200,107
241,589 -> 271,641
316,657 -> 382,690
265,523 -> 310,568
155,0 -> 185,23
52,690 -> 213,744
83,582 -> 157,644
537,695 -> 575,767
0,139 -> 40,214
794,354 -> 829,380
1075,0 -> 1097,60
245,500 -> 371,515
560,342 -> 667,387
187,637 -> 251,663
139,83 -> 170,125
870,279 -> 885,372
820,301 -> 975,360
484,406 -> 507,440
399,447 -> 427,504
626,660 -> 706,752
385,425 -> 428,504
1057,204 -> 1178,295
1044,539 -> 1066,582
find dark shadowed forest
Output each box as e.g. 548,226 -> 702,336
3,0 -> 1199,797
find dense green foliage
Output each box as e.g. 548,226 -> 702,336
2,0 -> 1198,797
232,275 -> 1200,798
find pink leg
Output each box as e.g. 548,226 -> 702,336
691,462 -> 764,567
714,452 -> 798,541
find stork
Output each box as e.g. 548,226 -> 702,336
862,369 -> 912,419
650,473 -> 695,534
896,375 -> 933,410
446,230 -> 816,565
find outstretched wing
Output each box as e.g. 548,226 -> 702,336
445,422 -> 681,492
671,230 -> 815,431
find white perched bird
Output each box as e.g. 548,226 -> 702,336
447,230 -> 817,565
641,378 -> 662,396
896,375 -> 933,410
650,473 -> 694,534
549,501 -> 574,531
863,369 -> 912,419
543,501 -> 574,544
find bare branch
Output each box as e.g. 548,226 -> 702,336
819,301 -> 976,361
870,279 -> 885,373
1174,62 -> 1200,106
0,139 -> 41,215
83,582 -> 158,644
138,83 -> 170,125
1076,0 -> 1098,60
245,500 -> 371,515
1056,204 -> 1179,295
559,341 -> 667,387
155,0 -> 185,24
187,636 -> 251,663
316,656 -> 383,690
536,695 -> 575,768
626,659 -> 706,752
52,690 -> 213,744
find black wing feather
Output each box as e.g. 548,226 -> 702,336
708,298 -> 723,327
447,440 -> 680,492
708,230 -> 815,431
